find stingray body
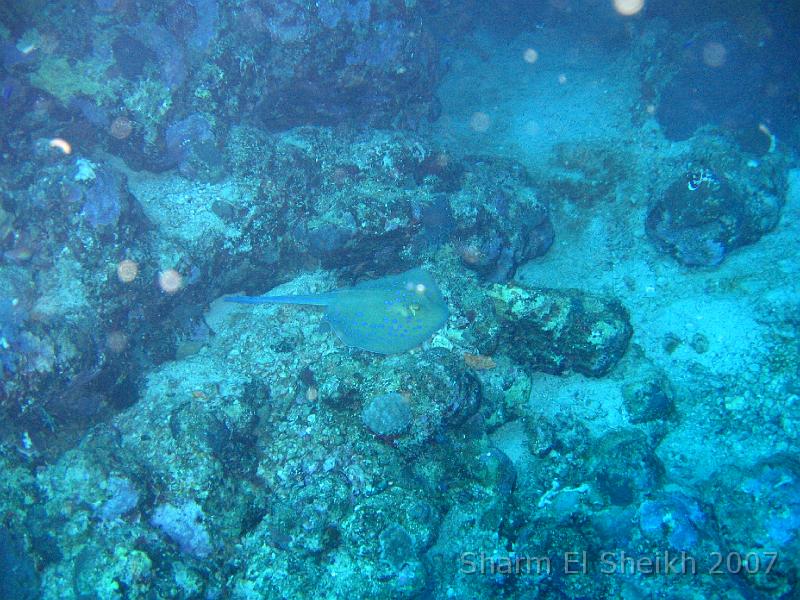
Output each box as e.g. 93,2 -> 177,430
225,268 -> 449,354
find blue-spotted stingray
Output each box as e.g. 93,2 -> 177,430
225,268 -> 449,354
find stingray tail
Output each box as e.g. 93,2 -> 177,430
224,294 -> 331,306
224,295 -> 275,304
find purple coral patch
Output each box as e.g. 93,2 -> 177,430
151,500 -> 212,558
82,169 -> 123,228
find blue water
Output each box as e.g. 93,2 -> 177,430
1,1 -> 799,598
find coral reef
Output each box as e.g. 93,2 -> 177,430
0,2 -> 797,599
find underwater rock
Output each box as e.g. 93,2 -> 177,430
451,160 -> 553,282
182,0 -> 219,54
362,392 -> 412,437
646,166 -> 783,267
621,370 -> 676,424
0,279 -> 30,379
470,447 -> 516,501
82,167 -> 124,228
83,358 -> 267,567
379,522 -> 414,568
711,455 -> 800,596
378,522 -> 424,594
219,128 -> 554,285
228,438 -> 443,597
424,443 -> 518,597
455,287 -> 502,357
317,348 -> 481,452
68,95 -> 110,130
0,525 -> 39,600
71,543 -> 153,599
250,2 -> 440,129
490,282 -> 632,377
225,127 -> 421,276
112,32 -> 156,80
0,259 -> 109,453
589,430 -> 664,507
306,220 -> 356,258
638,486 -> 710,553
164,113 -> 224,181
131,23 -> 187,89
413,193 -> 455,247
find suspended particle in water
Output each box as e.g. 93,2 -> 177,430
470,112 -> 491,132
158,269 -> 183,293
758,123 -> 776,152
702,42 -> 727,68
49,138 -> 72,154
117,259 -> 139,283
106,330 -> 128,353
523,48 -> 539,64
110,116 -> 133,139
613,0 -> 644,16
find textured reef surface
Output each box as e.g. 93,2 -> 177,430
1,1 -> 799,599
